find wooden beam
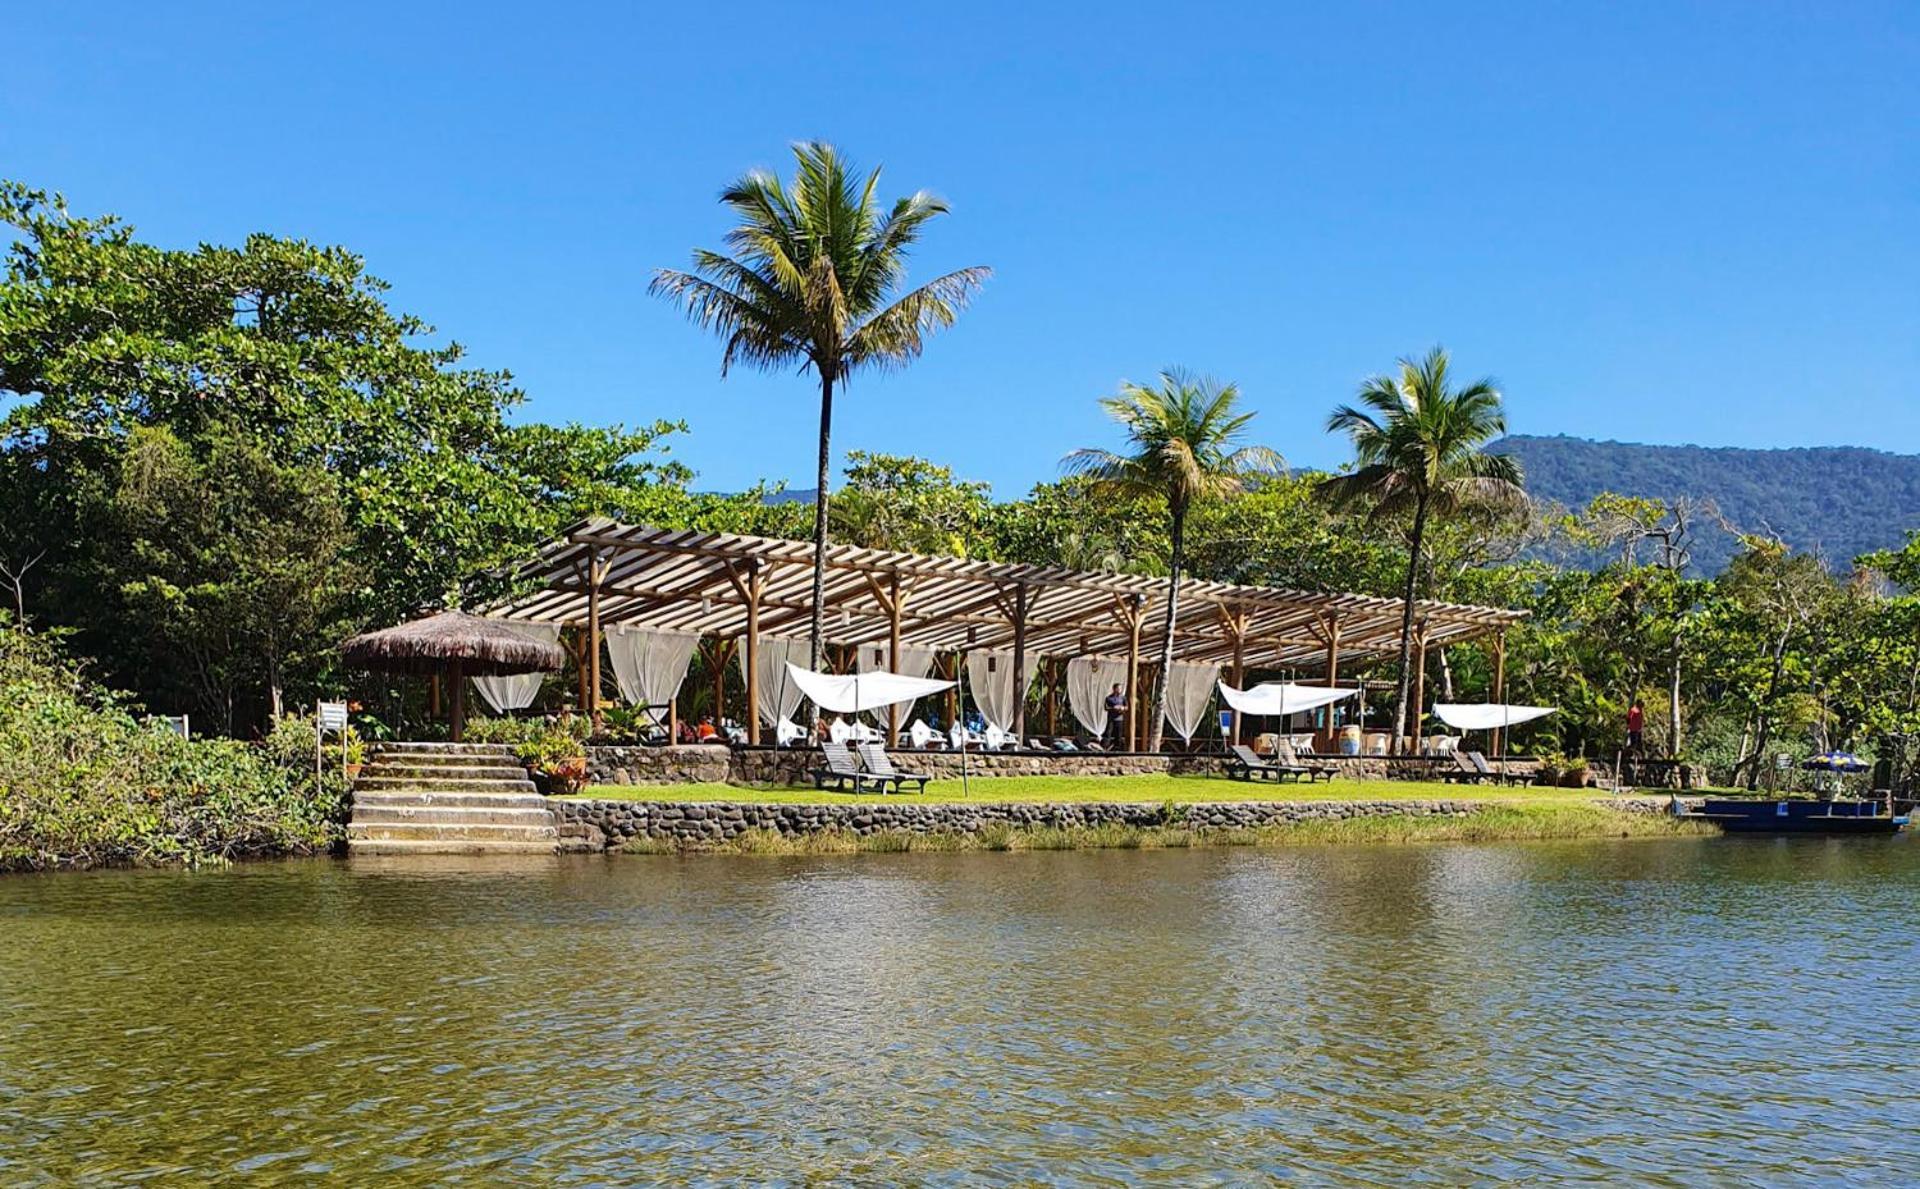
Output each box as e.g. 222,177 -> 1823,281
1489,630 -> 1508,758
744,560 -> 763,745
1123,596 -> 1144,751
1010,584 -> 1032,741
1409,621 -> 1430,755
586,554 -> 605,734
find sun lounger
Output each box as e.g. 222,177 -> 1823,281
1466,751 -> 1528,786
811,742 -> 878,793
908,720 -> 945,750
855,743 -> 932,794
1441,750 -> 1494,784
1229,743 -> 1308,782
1274,741 -> 1336,782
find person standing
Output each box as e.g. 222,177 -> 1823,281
1104,683 -> 1128,749
1626,698 -> 1645,754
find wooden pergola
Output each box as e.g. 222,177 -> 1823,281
490,520 -> 1528,751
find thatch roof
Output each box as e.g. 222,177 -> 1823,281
340,611 -> 566,676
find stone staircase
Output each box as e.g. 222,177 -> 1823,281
348,742 -> 558,855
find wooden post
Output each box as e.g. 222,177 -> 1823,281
1409,623 -> 1429,755
744,561 -> 763,746
1490,630 -> 1508,758
429,673 -> 441,721
573,630 -> 588,716
943,653 -> 958,729
586,555 -> 604,734
448,659 -> 466,742
1124,595 -> 1144,753
885,572 -> 906,742
1045,658 -> 1059,738
1321,612 -> 1343,749
1010,584 -> 1030,742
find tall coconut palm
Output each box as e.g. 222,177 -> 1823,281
1316,347 -> 1525,752
651,142 -> 989,675
1064,370 -> 1283,751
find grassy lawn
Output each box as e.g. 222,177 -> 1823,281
569,774 -> 1631,808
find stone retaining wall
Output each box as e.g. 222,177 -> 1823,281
554,796 -> 1495,847
585,744 -> 1544,788
588,744 -> 732,786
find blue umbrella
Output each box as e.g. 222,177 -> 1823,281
1802,751 -> 1869,773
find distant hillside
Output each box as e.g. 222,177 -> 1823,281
1493,435 -> 1920,574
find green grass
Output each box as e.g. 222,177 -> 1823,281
616,803 -> 1711,856
571,773 -> 1627,808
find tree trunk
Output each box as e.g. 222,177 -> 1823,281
1148,504 -> 1185,753
1390,499 -> 1430,753
806,370 -> 835,719
268,654 -> 284,724
1667,632 -> 1683,759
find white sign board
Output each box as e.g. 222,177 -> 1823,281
317,702 -> 349,732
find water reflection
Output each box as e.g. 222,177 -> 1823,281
2,838 -> 1917,1182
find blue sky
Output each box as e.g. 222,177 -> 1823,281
5,2 -> 1916,496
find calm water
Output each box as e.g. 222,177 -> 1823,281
3,838 -> 1918,1184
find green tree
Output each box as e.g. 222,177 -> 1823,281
832,452 -> 993,556
1064,370 -> 1281,750
651,143 -> 989,674
0,182 -> 698,724
1317,348 -> 1524,751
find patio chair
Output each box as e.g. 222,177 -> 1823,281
828,719 -> 853,744
908,720 -> 945,750
855,743 -> 933,794
1274,741 -> 1336,782
811,742 -> 877,793
1229,744 -> 1298,782
985,725 -> 1018,751
775,718 -> 808,748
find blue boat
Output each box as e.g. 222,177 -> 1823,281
1680,797 -> 1909,835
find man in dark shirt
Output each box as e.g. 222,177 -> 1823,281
1104,683 -> 1128,748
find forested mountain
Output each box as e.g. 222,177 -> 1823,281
1492,434 -> 1920,574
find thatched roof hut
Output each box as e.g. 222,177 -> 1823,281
341,611 -> 564,740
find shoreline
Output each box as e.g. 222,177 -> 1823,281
558,794 -> 1711,856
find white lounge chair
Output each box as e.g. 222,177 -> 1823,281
909,720 -> 945,750
776,718 -> 807,747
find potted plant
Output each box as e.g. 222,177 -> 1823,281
341,726 -> 367,782
1560,759 -> 1590,788
517,728 -> 589,795
1534,751 -> 1563,787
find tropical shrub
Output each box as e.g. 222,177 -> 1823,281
515,725 -> 588,794
0,631 -> 344,870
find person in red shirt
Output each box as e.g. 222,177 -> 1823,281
1626,699 -> 1645,753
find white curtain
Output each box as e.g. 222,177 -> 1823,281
1065,656 -> 1130,736
605,627 -> 700,720
471,622 -> 562,714
736,636 -> 810,728
965,649 -> 1027,733
1162,661 -> 1221,742
854,642 -> 941,727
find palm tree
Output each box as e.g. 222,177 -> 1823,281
651,142 -> 989,673
1064,370 -> 1283,750
1317,347 -> 1525,752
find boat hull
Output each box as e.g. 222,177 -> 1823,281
1687,798 -> 1909,835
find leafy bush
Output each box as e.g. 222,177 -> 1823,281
464,715 -> 545,745
0,631 -> 343,870
514,724 -> 588,793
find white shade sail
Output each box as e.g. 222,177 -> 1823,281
1065,656 -> 1130,736
853,642 -> 941,726
1163,661 -> 1221,742
604,626 -> 699,714
787,663 -> 955,714
471,622 -> 562,713
1217,682 -> 1357,717
1433,703 -> 1556,731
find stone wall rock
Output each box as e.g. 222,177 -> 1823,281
586,744 -> 732,786
553,796 -> 1496,847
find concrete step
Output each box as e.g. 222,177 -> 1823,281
364,754 -> 525,772
347,838 -> 561,856
352,777 -> 538,795
353,789 -> 549,810
351,805 -> 557,827
358,764 -> 529,782
347,822 -> 558,842
373,743 -> 518,757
